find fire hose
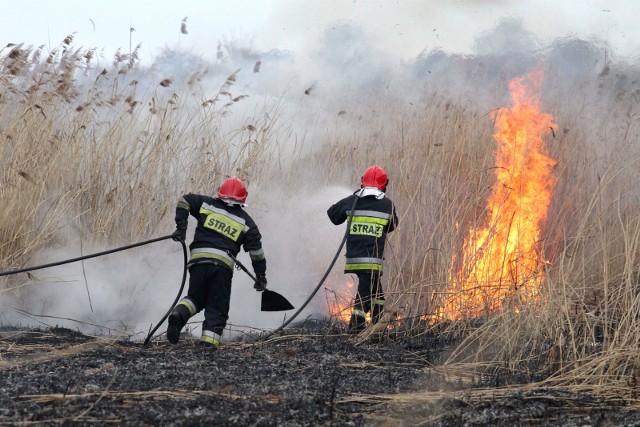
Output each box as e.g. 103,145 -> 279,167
0,192 -> 358,344
0,235 -> 188,347
258,194 -> 359,341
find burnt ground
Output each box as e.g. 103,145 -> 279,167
1,325 -> 640,426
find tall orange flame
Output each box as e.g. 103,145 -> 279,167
439,70 -> 557,320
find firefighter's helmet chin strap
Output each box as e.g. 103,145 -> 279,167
258,195 -> 360,341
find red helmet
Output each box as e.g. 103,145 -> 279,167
361,166 -> 388,191
217,177 -> 248,203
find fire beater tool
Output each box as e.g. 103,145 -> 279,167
256,193 -> 360,341
226,251 -> 294,312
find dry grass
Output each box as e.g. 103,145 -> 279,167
0,339 -> 112,371
2,37 -> 640,403
0,40 -> 276,275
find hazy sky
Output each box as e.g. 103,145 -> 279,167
2,0 -> 638,63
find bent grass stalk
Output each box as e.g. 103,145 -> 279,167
2,38 -> 640,404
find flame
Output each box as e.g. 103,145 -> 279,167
438,70 -> 557,320
325,275 -> 371,323
326,277 -> 355,323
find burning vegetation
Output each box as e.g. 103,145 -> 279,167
2,20 -> 640,424
439,69 -> 557,320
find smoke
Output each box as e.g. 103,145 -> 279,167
2,12 -> 640,340
255,187 -> 350,297
0,186 -> 351,341
0,240 -> 184,335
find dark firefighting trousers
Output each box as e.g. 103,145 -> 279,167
349,270 -> 385,330
172,262 -> 232,338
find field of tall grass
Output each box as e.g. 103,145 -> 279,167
2,34 -> 640,404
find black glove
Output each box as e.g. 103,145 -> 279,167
171,229 -> 186,242
254,273 -> 267,292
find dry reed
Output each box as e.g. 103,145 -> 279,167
2,37 -> 640,405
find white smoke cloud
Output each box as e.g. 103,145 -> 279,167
202,185 -> 351,339
0,185 -> 353,342
2,2 -> 640,342
0,239 -> 184,337
2,1 -> 638,64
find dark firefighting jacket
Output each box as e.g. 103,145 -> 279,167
175,194 -> 266,275
327,191 -> 398,273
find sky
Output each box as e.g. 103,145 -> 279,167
2,0 -> 639,64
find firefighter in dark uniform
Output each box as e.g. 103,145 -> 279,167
167,177 -> 267,349
327,166 -> 398,332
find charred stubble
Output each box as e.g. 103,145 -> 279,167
2,327 -> 640,426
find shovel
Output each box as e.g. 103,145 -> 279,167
226,251 -> 294,311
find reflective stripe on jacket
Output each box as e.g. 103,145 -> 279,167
175,194 -> 266,274
327,192 -> 398,274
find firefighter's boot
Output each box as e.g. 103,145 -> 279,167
197,341 -> 219,351
198,330 -> 221,351
166,304 -> 190,344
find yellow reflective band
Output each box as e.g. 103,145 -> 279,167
353,309 -> 367,318
373,299 -> 385,306
201,203 -> 248,226
349,210 -> 390,220
178,299 -> 196,316
346,263 -> 383,271
200,336 -> 220,346
350,222 -> 384,237
190,252 -> 234,268
199,209 -> 244,241
177,200 -> 190,210
349,215 -> 388,238
350,216 -> 389,225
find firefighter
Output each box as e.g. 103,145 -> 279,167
327,165 -> 399,333
167,177 -> 267,349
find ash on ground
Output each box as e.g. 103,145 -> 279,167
1,325 -> 640,426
